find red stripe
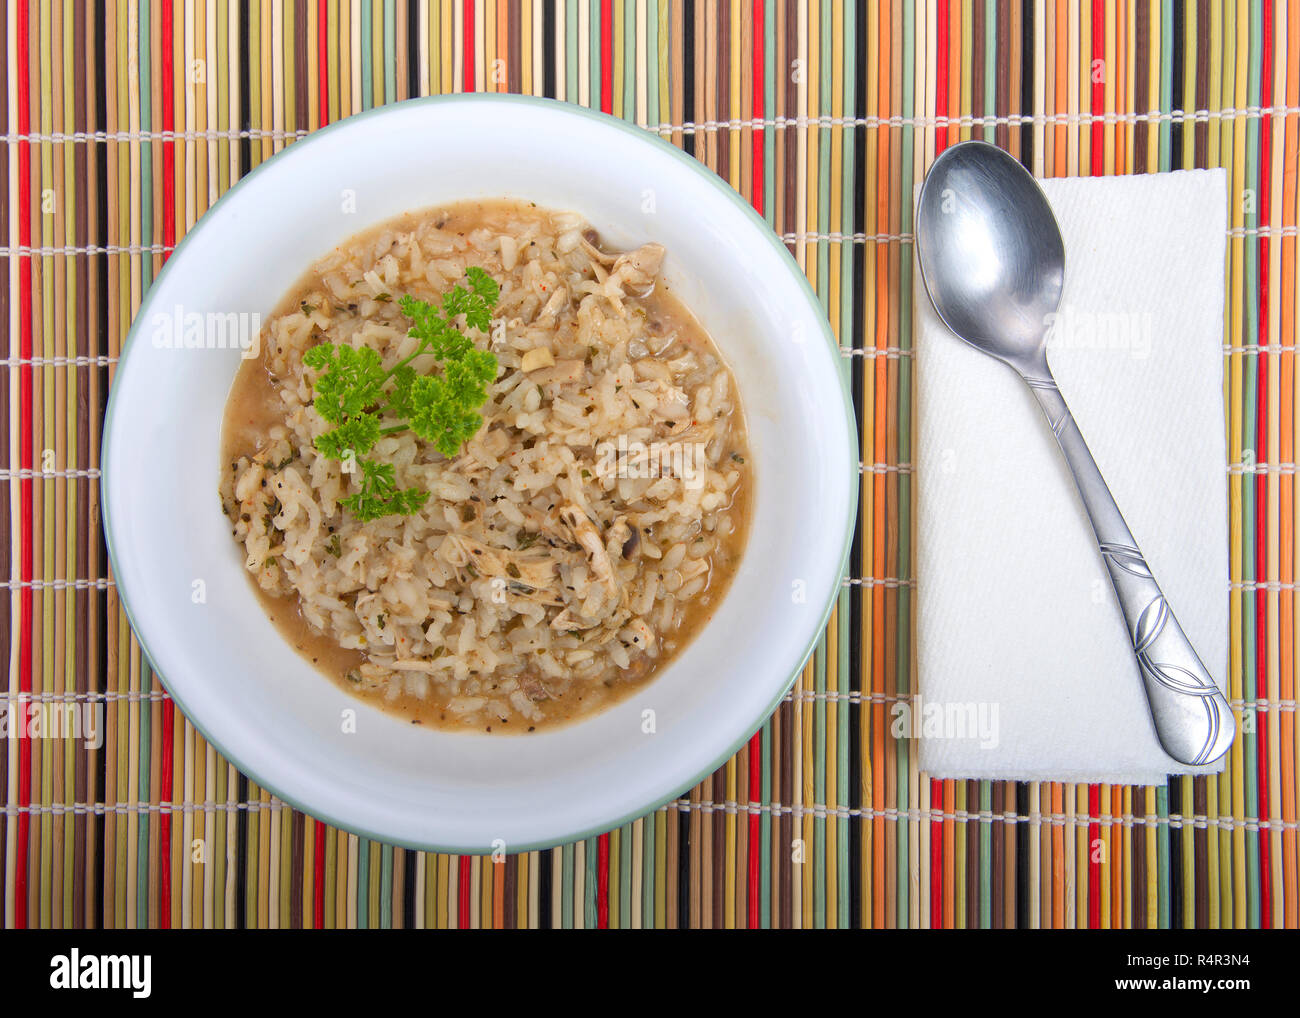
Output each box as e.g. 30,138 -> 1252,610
1255,0 -> 1274,929
458,856 -> 471,927
158,700 -> 174,927
313,822 -> 326,928
751,0 -> 765,217
462,0 -> 475,92
600,0 -> 613,113
603,0 -> 613,113
158,8 -> 177,926
1088,783 -> 1101,928
746,731 -> 761,927
930,0 -> 949,929
934,0 -> 948,158
157,2 -> 178,929
318,0 -> 330,125
14,0 -> 32,931
930,780 -> 943,926
161,2 -> 176,265
596,832 -> 610,928
1090,0 -> 1104,176
746,2 -> 765,926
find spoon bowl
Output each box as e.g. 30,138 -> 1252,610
915,140 -> 1065,372
914,140 -> 1234,767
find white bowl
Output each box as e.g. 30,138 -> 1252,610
102,95 -> 858,853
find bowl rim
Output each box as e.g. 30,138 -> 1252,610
100,92 -> 861,854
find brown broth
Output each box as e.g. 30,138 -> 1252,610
221,200 -> 751,732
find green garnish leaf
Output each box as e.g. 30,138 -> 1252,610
387,364 -> 419,418
405,351 -> 497,458
304,343 -> 386,424
434,266 -> 499,334
340,459 -> 431,522
308,269 -> 500,521
314,415 -> 381,460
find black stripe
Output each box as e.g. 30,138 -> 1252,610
93,0 -> 110,933
235,773 -> 249,927
1019,0 -> 1033,168
1168,776 -> 1183,927
1015,782 -> 1030,928
402,847 -> 417,926
542,8 -> 556,98
234,2 -> 253,931
239,0 -> 252,176
538,848 -> 552,929
407,3 -> 420,98
677,806 -> 690,928
848,0 -> 868,932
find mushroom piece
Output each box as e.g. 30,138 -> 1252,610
520,347 -> 556,372
520,675 -> 554,702
580,229 -> 617,267
621,617 -> 657,653
537,284 -> 569,320
549,606 -> 601,632
613,243 -> 665,286
560,504 -> 619,598
436,532 -> 565,605
529,359 -> 585,386
606,516 -> 640,560
603,242 -> 666,310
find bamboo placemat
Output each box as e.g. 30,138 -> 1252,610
2,0 -> 1297,929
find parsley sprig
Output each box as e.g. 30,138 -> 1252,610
304,267 -> 500,522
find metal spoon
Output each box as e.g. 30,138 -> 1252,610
914,139 -> 1234,766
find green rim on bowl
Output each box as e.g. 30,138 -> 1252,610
101,93 -> 860,854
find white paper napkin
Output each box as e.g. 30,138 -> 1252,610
914,168 -> 1229,785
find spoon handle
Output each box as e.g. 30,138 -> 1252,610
1022,373 -> 1235,766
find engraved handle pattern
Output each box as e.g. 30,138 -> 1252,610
1024,375 -> 1235,766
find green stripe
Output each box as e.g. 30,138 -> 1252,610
561,841 -> 574,928
384,0 -> 397,103
980,783 -> 992,928
836,0 -> 857,930
623,0 -> 636,119
566,0 -> 578,102
139,0 -> 153,292
641,812 -> 655,923
1158,0 -> 1174,165
620,821 -> 633,928
590,0 -> 601,109
133,0 -> 154,928
356,837 -> 369,928
584,835 -> 597,927
898,0 -> 917,929
137,662 -> 152,927
1215,0 -> 1236,930
760,0 -> 778,933
380,842 -> 393,928
1156,784 -> 1171,927
1241,0 -> 1262,930
1154,6 -> 1173,928
361,6 -> 373,110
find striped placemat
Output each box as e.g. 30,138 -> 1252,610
3,1 -> 1296,929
